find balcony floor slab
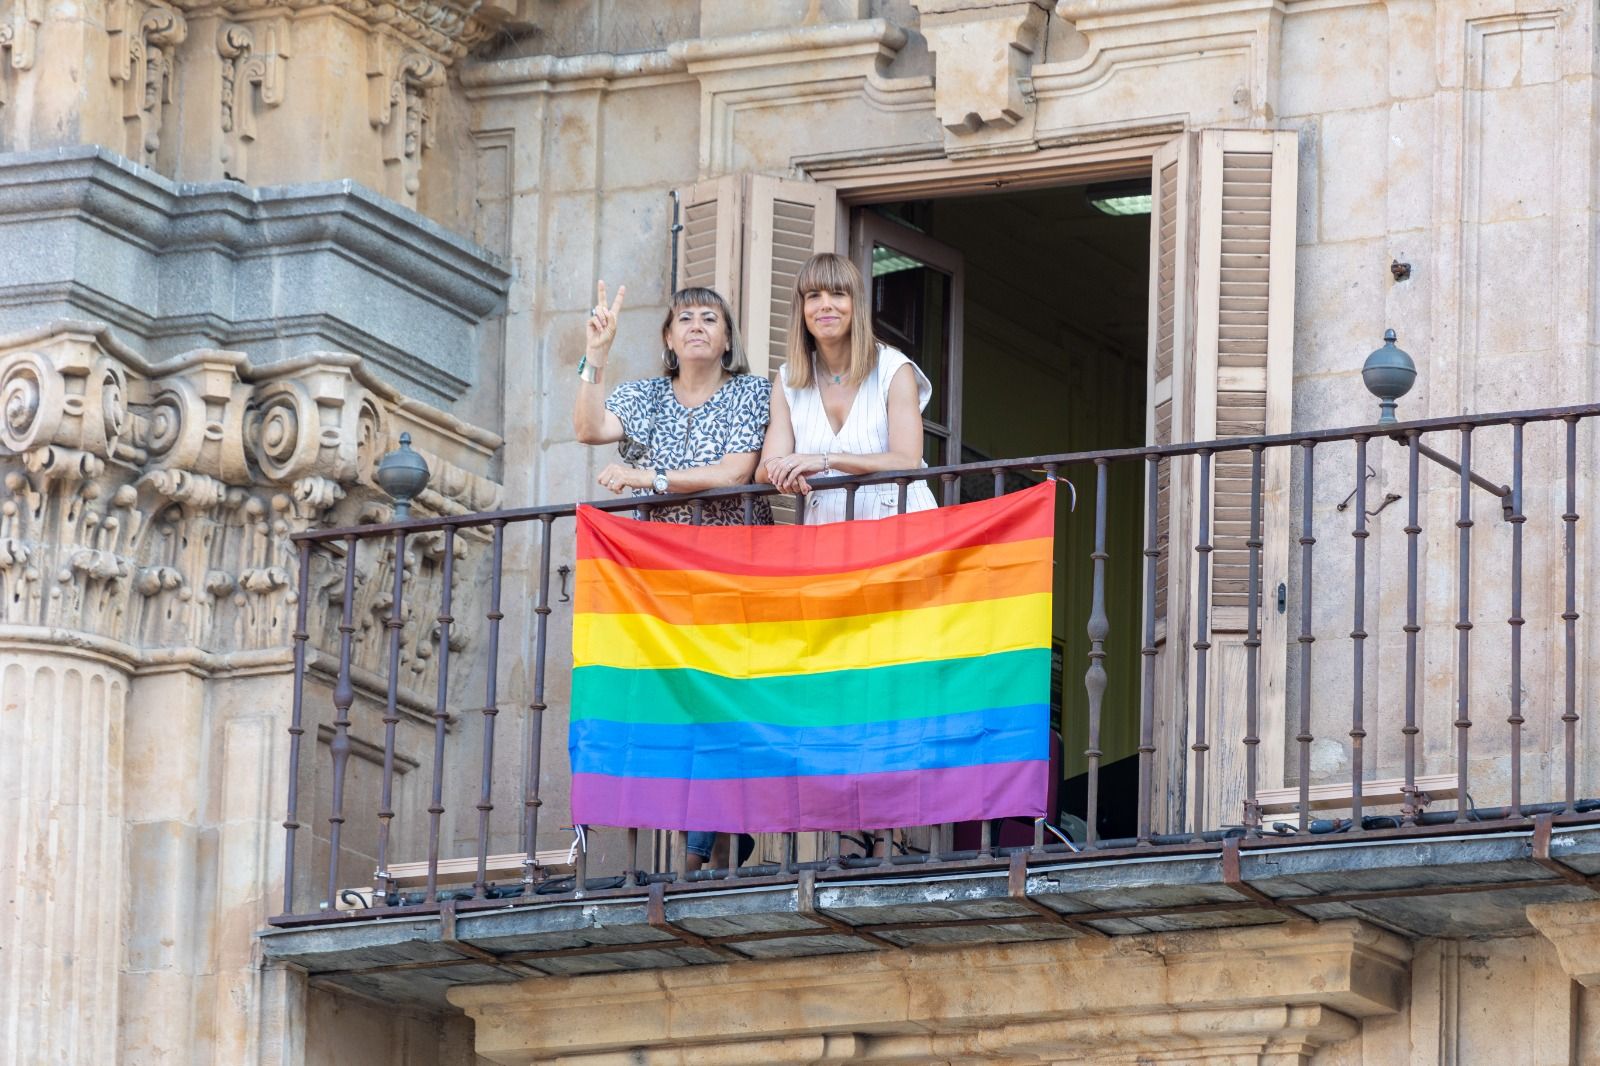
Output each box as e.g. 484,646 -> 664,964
260,821 -> 1600,1010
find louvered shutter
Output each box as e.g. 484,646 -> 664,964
741,176 -> 839,381
1146,130 -> 1297,832
675,177 -> 745,307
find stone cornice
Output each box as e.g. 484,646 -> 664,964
668,18 -> 908,69
0,147 -> 508,320
452,919 -> 1408,1063
1055,0 -> 1287,28
171,0 -> 504,61
459,49 -> 690,98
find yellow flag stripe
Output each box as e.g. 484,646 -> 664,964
573,592 -> 1052,679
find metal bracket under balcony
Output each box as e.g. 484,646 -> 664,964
260,818 -> 1600,1009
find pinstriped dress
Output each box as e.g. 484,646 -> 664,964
782,344 -> 939,525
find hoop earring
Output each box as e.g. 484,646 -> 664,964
721,349 -> 734,371
662,347 -> 679,371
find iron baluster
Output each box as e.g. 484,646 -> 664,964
282,539 -> 311,914
1296,442 -> 1316,832
1084,459 -> 1110,850
474,520 -> 506,897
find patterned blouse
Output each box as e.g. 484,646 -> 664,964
604,373 -> 773,525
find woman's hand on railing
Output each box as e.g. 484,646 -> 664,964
596,462 -> 649,495
764,453 -> 825,494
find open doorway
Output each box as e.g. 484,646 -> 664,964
851,181 -> 1150,843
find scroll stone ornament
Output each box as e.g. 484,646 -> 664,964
0,326 -> 498,699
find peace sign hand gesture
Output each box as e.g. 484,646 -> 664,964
585,280 -> 627,354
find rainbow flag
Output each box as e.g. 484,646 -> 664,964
569,480 -> 1055,833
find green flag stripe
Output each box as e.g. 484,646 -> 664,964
571,647 -> 1050,727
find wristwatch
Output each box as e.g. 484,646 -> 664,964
652,468 -> 669,494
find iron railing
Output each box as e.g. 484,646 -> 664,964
272,401 -> 1600,924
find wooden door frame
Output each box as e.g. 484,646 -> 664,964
804,133 -> 1171,209
850,210 -> 966,466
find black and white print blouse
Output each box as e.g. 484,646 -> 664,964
603,373 -> 774,525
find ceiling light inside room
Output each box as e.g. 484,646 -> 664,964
1085,179 -> 1153,216
871,246 -> 922,277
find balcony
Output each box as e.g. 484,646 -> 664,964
260,401 -> 1600,1009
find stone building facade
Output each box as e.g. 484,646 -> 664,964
5,1 -> 1600,1064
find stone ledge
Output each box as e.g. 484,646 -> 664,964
448,919 -> 1402,1064
0,146 -> 509,407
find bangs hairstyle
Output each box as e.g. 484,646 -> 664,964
659,286 -> 748,377
785,253 -> 878,389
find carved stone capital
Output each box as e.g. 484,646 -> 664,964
0,323 -> 502,677
912,0 -> 1050,152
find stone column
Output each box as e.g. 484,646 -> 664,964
0,642 -> 129,1066
0,320 -> 503,1065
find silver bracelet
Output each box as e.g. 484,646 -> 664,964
821,452 -> 831,475
577,353 -> 605,384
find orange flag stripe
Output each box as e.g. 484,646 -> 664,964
576,535 -> 1054,626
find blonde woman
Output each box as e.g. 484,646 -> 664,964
758,253 -> 938,520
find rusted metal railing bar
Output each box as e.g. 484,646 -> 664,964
282,540 -> 312,914
374,529 -> 409,900
425,527 -> 456,901
521,514 -> 554,893
474,520 -> 506,897
1296,443 -> 1316,832
1564,417 -> 1581,813
290,403 -> 1600,543
1401,432 -> 1422,825
1454,427 -> 1474,823
1508,422 -> 1526,818
1137,455 -> 1159,846
1349,437 -> 1369,828
1242,446 -> 1264,836
1084,460 -> 1110,850
1191,450 -> 1213,839
1414,440 -> 1511,513
323,535 -> 360,911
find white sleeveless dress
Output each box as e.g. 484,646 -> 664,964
782,345 -> 939,524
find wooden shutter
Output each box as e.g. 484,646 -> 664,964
1146,129 -> 1297,832
675,177 -> 745,307
741,176 -> 839,381
672,174 -> 838,528
671,175 -> 839,381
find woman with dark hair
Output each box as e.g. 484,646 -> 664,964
573,280 -> 773,526
572,280 -> 768,870
757,253 -> 937,519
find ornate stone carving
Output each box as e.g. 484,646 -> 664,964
175,0 -> 497,62
911,0 -> 1049,153
109,0 -> 189,164
0,325 -> 502,693
369,42 -> 447,204
218,17 -> 290,180
0,0 -> 43,108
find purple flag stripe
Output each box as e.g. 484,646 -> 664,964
570,759 -> 1050,834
